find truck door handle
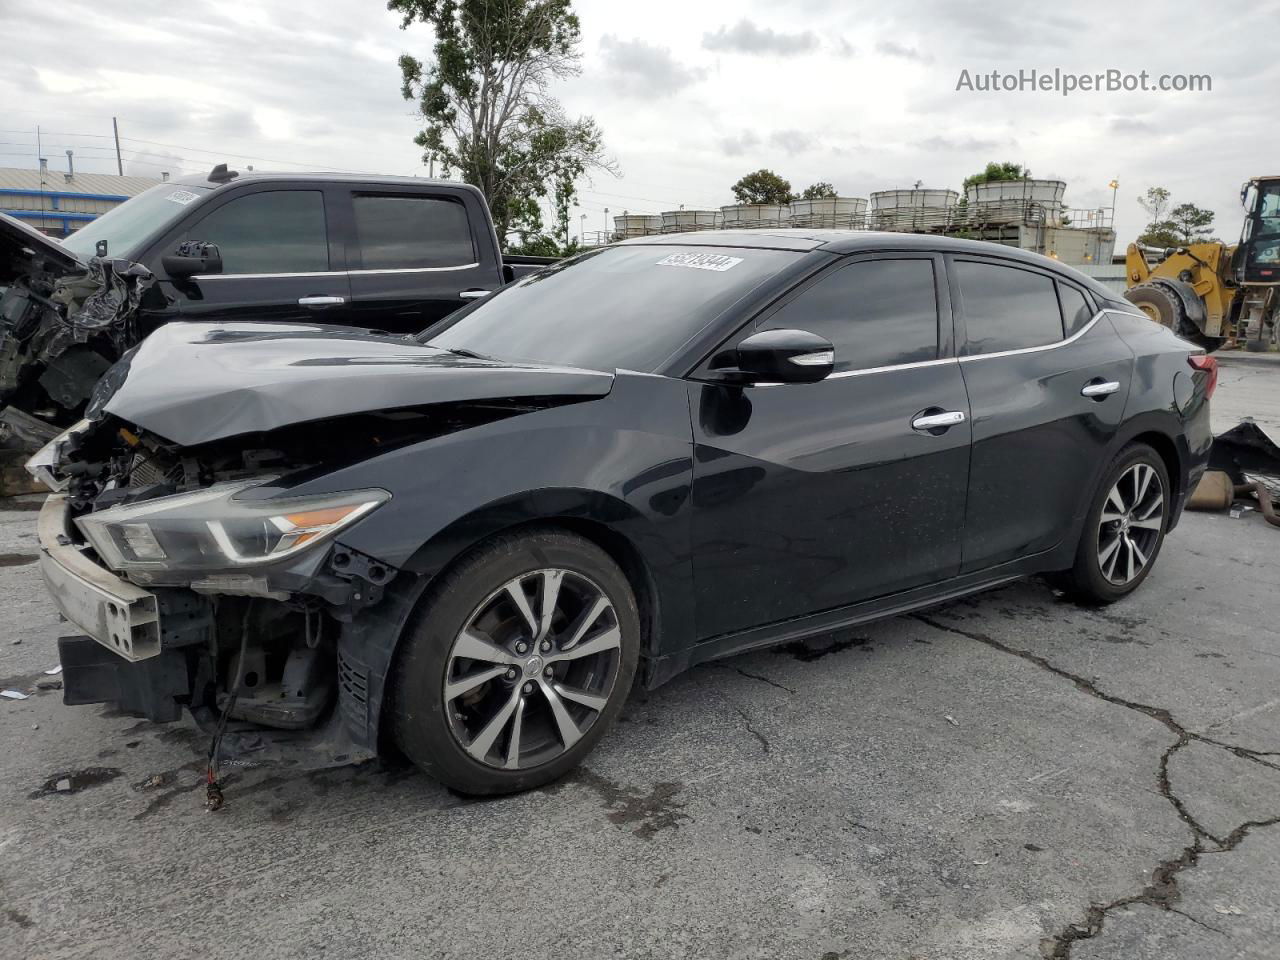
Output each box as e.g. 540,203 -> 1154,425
298,296 -> 345,308
459,289 -> 491,300
1081,380 -> 1120,399
911,410 -> 966,431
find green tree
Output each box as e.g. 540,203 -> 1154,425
1137,220 -> 1181,248
731,169 -> 793,204
962,162 -> 1030,192
1136,186 -> 1171,223
799,181 -> 837,200
1169,202 -> 1216,245
390,0 -> 616,248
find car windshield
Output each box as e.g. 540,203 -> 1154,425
427,244 -> 803,372
61,182 -> 214,260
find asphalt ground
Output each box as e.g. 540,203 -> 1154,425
1,352 -> 1277,960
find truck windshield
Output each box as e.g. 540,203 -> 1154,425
61,183 -> 214,260
427,244 -> 803,372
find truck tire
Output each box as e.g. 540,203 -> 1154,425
1124,283 -> 1219,352
391,527 -> 640,795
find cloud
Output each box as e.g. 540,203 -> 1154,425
702,19 -> 819,56
833,37 -> 857,58
913,135 -> 1004,152
599,35 -> 706,97
876,40 -> 932,63
719,131 -> 760,157
768,130 -> 818,156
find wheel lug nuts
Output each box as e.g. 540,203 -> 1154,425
505,667 -> 518,680
522,681 -> 534,694
544,667 -> 554,678
515,641 -> 528,655
541,641 -> 551,653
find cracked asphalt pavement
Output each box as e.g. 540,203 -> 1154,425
1,354 -> 1278,959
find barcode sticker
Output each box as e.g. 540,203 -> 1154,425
656,252 -> 744,272
165,189 -> 200,205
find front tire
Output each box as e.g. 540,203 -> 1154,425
1060,443 -> 1170,605
391,528 -> 640,795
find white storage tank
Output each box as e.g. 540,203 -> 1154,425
661,209 -> 722,232
613,213 -> 664,237
719,203 -> 790,229
870,189 -> 959,230
788,197 -> 867,228
965,179 -> 1067,225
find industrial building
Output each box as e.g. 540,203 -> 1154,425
0,159 -> 161,238
600,178 -> 1126,289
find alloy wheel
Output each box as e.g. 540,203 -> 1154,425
1096,462 -> 1165,585
443,568 -> 622,770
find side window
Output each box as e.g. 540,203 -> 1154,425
1058,282 -> 1095,336
955,259 -> 1064,354
760,258 -> 939,373
353,195 -> 475,270
186,190 -> 327,274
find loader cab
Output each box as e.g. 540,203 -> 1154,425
1238,177 -> 1280,285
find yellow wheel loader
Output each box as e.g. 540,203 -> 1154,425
1125,176 -> 1280,352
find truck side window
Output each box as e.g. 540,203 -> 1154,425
353,195 -> 475,270
186,190 -> 328,275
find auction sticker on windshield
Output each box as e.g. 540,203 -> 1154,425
165,189 -> 201,205
656,252 -> 744,272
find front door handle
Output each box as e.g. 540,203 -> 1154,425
459,289 -> 491,300
298,296 -> 346,308
1081,380 -> 1120,399
911,410 -> 966,431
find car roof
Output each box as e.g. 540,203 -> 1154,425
170,169 -> 480,194
620,229 -> 1123,302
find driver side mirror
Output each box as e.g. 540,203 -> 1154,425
710,329 -> 834,384
161,240 -> 222,278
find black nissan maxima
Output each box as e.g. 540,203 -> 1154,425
31,231 -> 1214,795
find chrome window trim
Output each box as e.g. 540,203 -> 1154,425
192,262 -> 479,280
957,309 -> 1106,363
350,263 -> 480,275
825,356 -> 957,380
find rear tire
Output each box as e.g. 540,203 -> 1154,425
1124,283 -> 1219,352
391,528 -> 640,795
1060,443 -> 1171,605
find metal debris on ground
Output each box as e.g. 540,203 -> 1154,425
36,678 -> 62,690
2,689 -> 29,700
55,778 -> 71,792
944,715 -> 960,727
44,665 -> 62,675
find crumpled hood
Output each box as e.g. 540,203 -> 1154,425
0,211 -> 85,281
90,322 -> 615,446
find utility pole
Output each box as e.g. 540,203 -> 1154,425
112,117 -> 123,176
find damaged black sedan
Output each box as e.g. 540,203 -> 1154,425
31,232 -> 1213,795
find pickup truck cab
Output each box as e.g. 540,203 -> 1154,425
60,166 -> 550,335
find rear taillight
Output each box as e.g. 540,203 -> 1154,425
1188,354 -> 1218,399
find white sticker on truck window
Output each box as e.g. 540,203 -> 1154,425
165,189 -> 200,205
656,252 -> 744,272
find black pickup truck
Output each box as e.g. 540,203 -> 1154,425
0,166 -> 555,441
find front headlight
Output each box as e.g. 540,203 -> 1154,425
75,480 -> 389,573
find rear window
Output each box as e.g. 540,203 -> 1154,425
1058,283 -> 1095,336
353,195 -> 474,270
956,259 -> 1063,355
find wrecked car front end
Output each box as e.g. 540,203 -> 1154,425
29,321 -> 617,773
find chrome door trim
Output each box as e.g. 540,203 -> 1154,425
958,310 -> 1106,363
349,263 -> 480,275
911,410 -> 966,430
193,263 -> 480,281
1081,380 -> 1121,397
825,356 -> 958,380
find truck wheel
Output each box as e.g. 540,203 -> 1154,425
1124,283 -> 1219,352
1059,443 -> 1170,605
391,528 -> 639,795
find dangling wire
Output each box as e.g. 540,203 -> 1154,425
205,604 -> 252,811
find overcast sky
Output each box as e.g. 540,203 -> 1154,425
2,0 -> 1275,246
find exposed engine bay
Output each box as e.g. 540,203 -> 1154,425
0,214 -> 154,448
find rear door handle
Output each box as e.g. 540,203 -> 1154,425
298,296 -> 345,307
911,410 -> 966,431
1081,380 -> 1120,399
459,289 -> 491,300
